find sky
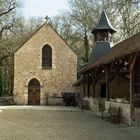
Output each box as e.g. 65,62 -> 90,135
22,0 -> 69,19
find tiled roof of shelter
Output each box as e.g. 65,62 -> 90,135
80,32 -> 140,73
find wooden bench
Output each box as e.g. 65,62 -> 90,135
101,106 -> 120,123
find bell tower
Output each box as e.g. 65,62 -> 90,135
92,11 -> 116,42
88,11 -> 117,65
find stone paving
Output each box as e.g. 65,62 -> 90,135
0,106 -> 139,140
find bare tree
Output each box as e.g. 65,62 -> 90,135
0,0 -> 21,39
1,16 -> 43,96
53,0 -> 140,65
117,0 -> 140,38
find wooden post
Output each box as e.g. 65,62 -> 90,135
92,71 -> 95,98
106,66 -> 110,101
83,74 -> 86,97
80,74 -> 86,109
129,54 -> 137,125
129,66 -> 133,125
87,73 -> 90,98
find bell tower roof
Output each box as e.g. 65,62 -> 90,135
92,11 -> 117,34
87,11 -> 116,65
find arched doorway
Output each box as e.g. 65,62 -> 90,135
28,78 -> 40,105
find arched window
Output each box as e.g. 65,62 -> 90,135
42,45 -> 52,69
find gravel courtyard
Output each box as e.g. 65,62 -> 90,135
0,106 -> 139,140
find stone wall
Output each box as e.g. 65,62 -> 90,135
75,75 -> 129,112
14,23 -> 77,105
105,101 -> 131,124
133,108 -> 140,125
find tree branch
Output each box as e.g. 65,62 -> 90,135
0,0 -> 17,17
0,19 -> 16,38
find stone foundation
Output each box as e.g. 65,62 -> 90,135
83,97 -> 106,112
82,97 -> 131,125
105,101 -> 131,124
48,97 -> 63,105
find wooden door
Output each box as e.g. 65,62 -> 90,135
28,78 -> 40,105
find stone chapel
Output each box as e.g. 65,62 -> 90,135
14,21 -> 77,105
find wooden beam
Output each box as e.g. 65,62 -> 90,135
83,74 -> 86,97
87,73 -> 90,98
106,66 -> 110,101
118,71 -> 129,75
110,61 -> 115,72
80,74 -> 85,110
109,66 -> 122,82
129,53 -> 137,124
94,69 -> 104,85
118,74 -> 129,81
92,71 -> 95,98
130,54 -> 137,72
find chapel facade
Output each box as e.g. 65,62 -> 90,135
14,22 -> 77,105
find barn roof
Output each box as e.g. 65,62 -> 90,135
80,32 -> 140,73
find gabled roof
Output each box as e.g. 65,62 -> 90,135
80,32 -> 140,73
92,11 -> 117,34
14,23 -> 45,53
15,22 -> 76,55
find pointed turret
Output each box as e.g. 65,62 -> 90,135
92,11 -> 116,34
88,11 -> 116,65
92,11 -> 116,42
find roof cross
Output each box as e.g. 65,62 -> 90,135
44,16 -> 50,24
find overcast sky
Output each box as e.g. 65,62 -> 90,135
22,0 -> 69,19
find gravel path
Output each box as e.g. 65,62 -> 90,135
0,107 -> 139,140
